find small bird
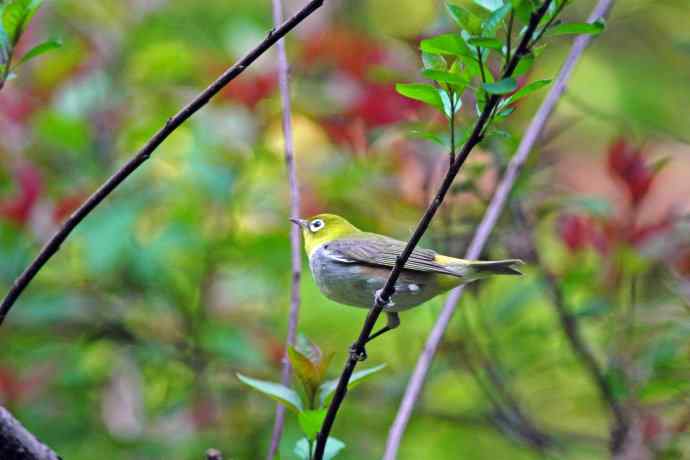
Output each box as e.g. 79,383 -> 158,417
292,214 -> 523,345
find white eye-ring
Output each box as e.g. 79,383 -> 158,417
309,219 -> 325,232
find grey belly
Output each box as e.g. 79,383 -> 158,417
309,247 -> 443,311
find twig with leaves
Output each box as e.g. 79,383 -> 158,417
313,1 -> 573,458
383,1 -> 615,458
266,0 -> 304,458
0,0 -> 62,91
0,0 -> 325,327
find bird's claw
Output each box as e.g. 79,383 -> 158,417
349,343 -> 367,362
374,289 -> 395,309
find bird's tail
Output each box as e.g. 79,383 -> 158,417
464,259 -> 523,279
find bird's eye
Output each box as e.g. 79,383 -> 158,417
309,219 -> 325,232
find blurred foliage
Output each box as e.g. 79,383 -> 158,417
1,0 -> 690,459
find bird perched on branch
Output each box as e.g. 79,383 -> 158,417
292,214 -> 523,345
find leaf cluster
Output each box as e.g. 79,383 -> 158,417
0,0 -> 61,87
396,0 -> 605,148
237,337 -> 385,459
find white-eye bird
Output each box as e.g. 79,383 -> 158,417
292,214 -> 523,343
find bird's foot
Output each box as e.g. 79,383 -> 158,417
349,343 -> 368,362
374,289 -> 395,309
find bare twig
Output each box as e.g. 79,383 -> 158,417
0,406 -> 61,460
383,2 -> 616,458
313,2 -> 555,458
266,0 -> 303,458
0,0 -> 325,327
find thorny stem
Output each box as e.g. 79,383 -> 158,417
0,0 -> 325,327
313,2 -> 555,458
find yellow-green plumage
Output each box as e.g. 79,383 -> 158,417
294,214 -> 522,314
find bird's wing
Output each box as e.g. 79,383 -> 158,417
324,234 -> 461,276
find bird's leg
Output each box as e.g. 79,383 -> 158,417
374,288 -> 395,309
349,292 -> 398,361
349,343 -> 368,362
365,311 -> 400,344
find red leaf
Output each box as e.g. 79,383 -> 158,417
53,193 -> 87,223
301,27 -> 385,78
558,213 -> 592,252
223,72 -> 277,108
347,83 -> 422,127
606,138 -> 656,205
0,165 -> 42,225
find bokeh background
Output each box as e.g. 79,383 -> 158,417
1,0 -> 690,458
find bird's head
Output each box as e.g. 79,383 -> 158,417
291,213 -> 360,256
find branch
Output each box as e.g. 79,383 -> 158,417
383,1 -> 616,458
267,0 -> 303,458
0,0 -> 325,328
313,2 -> 556,458
533,244 -> 629,452
0,406 -> 60,460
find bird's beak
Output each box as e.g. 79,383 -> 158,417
290,218 -> 308,228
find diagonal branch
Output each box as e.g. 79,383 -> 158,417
266,0 -> 303,458
0,406 -> 60,460
312,2 -> 556,458
383,1 -> 616,458
0,0 -> 325,328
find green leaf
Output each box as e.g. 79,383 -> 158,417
505,78 -> 551,104
421,51 -> 446,70
318,364 -> 386,407
447,4 -> 482,35
421,69 -> 468,86
15,37 -> 61,66
473,0 -> 504,12
466,36 -> 503,50
395,83 -> 443,109
298,409 -> 327,440
420,33 -> 470,57
0,5 -> 9,65
511,0 -> 532,23
294,438 -> 311,460
2,0 -> 41,46
482,77 -> 517,94
409,129 -> 444,145
439,89 -> 462,119
483,3 -> 512,35
294,437 -> 345,460
288,345 -> 332,407
2,1 -> 25,45
545,20 -> 605,37
513,52 -> 534,76
236,373 -> 304,413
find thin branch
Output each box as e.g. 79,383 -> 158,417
505,10 -> 514,67
423,410 -> 608,447
267,0 -> 303,458
0,0 -> 325,327
313,2 -> 555,458
383,1 -> 616,458
476,46 -> 487,84
538,258 -> 629,453
0,406 -> 60,460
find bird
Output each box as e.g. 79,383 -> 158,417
291,213 -> 523,349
